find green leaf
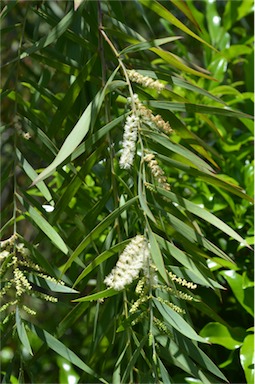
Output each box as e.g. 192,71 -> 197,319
172,76 -> 226,105
64,196 -> 138,275
170,1 -> 201,31
32,68 -> 119,185
143,130 -> 214,174
16,194 -> 69,255
27,322 -> 108,383
157,154 -> 253,202
48,54 -> 97,135
147,100 -> 253,119
16,149 -> 53,203
20,9 -> 75,60
240,334 -> 255,384
157,335 -> 217,383
200,322 -> 245,350
150,48 -> 215,80
74,240 -> 130,286
73,288 -> 118,302
165,211 -> 231,262
138,166 -> 156,223
140,0 -> 216,51
158,357 -> 173,383
147,226 -> 168,283
220,270 -> 254,316
71,114 -> 127,161
122,336 -> 148,384
153,298 -> 208,343
156,186 -> 248,247
155,235 -> 222,289
119,36 -> 182,55
15,307 -> 33,356
28,274 -> 79,294
174,332 -> 228,381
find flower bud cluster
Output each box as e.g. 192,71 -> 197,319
135,277 -> 146,295
119,114 -> 139,169
34,291 -> 58,302
169,271 -> 197,289
154,284 -> 194,301
22,305 -> 36,316
129,94 -> 172,134
153,316 -> 172,337
127,70 -> 165,93
104,235 -> 150,291
0,235 -> 65,317
131,311 -> 146,326
14,268 -> 32,296
129,295 -> 151,314
144,153 -> 171,191
157,296 -> 185,314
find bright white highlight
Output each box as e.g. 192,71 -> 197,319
212,15 -> 221,25
42,204 -> 55,212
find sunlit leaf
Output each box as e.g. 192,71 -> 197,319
16,194 -> 69,255
27,322 -> 108,383
16,308 -> 33,356
153,298 -> 208,343
240,334 -> 255,384
140,0 -> 216,51
200,322 -> 246,350
73,288 -> 118,302
32,68 -> 120,185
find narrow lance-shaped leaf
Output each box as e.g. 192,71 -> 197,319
32,67 -> 120,185
151,47 -> 215,80
169,0 -> 202,31
16,307 -> 33,356
143,130 -> 215,174
156,186 -> 249,247
140,0 -> 216,51
26,322 -> 108,383
28,274 -> 79,294
119,36 -> 182,55
73,288 -> 118,302
74,240 -> 130,286
16,194 -> 69,255
147,225 -> 168,283
16,149 -> 53,204
48,54 -> 97,135
65,196 -> 138,277
20,9 -> 75,60
153,298 -> 209,343
148,100 -> 253,119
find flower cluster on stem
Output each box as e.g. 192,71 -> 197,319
119,113 -> 139,169
0,234 -> 65,319
127,69 -> 165,93
104,235 -> 150,290
130,94 -> 172,134
144,152 -> 171,191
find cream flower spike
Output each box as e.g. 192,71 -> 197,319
119,113 -> 139,169
127,69 -> 165,93
104,235 -> 150,291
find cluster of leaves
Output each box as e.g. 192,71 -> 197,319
1,0 -> 253,383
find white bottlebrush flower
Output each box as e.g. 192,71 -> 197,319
119,114 -> 139,169
104,235 -> 150,291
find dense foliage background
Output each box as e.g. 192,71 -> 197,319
1,1 -> 254,383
